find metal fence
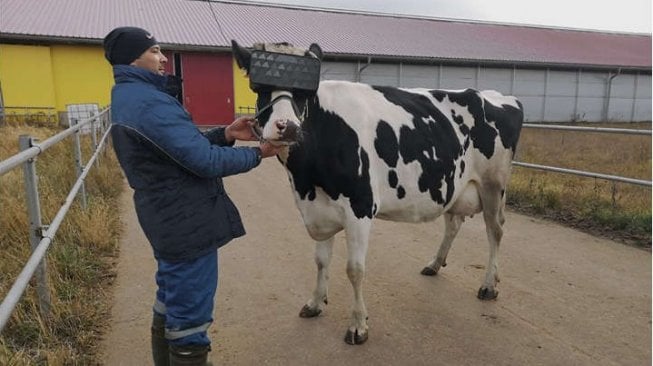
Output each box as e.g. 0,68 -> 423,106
0,108 -> 112,333
0,106 -> 59,125
514,123 -> 652,187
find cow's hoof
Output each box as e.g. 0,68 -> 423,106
344,329 -> 368,345
477,287 -> 499,300
299,305 -> 322,318
420,267 -> 438,276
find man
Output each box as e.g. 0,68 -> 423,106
103,26 -> 282,365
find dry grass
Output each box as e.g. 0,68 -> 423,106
509,122 -> 651,247
0,123 -> 124,365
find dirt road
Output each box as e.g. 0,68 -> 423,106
101,157 -> 651,365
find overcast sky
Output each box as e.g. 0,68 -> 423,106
239,0 -> 652,33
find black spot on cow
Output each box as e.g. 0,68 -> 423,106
285,96 -> 375,219
388,170 -> 398,188
397,186 -> 406,199
442,89 -> 497,159
460,160 -> 466,178
484,99 -> 524,153
373,86 -> 464,205
376,120 -> 406,199
450,109 -> 470,135
375,120 -> 398,167
432,89 -> 497,159
451,109 -> 471,152
451,109 -> 464,125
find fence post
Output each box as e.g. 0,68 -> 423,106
18,135 -> 52,320
91,112 -> 98,151
103,110 -> 111,158
71,118 -> 88,209
91,112 -> 100,167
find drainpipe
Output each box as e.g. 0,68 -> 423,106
604,68 -> 621,121
356,56 -> 372,82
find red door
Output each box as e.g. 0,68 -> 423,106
181,53 -> 234,126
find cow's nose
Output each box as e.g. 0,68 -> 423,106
276,119 -> 301,141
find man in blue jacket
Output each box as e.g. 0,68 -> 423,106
103,26 -> 282,365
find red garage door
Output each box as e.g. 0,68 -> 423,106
181,53 -> 234,126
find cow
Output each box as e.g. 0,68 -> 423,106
231,40 -> 524,345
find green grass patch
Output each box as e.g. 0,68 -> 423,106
509,122 -> 651,247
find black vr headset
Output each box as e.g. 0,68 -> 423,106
248,49 -> 321,93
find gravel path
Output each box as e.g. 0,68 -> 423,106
101,157 -> 651,365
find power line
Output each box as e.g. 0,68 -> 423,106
206,0 -> 228,43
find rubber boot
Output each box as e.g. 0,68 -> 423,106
151,313 -> 169,366
169,344 -> 212,366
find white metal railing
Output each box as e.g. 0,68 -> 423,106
514,124 -> 652,187
0,108 -> 112,333
521,123 -> 651,136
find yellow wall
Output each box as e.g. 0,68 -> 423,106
51,45 -> 113,111
232,59 -> 257,115
0,44 -> 56,110
1,44 -> 251,118
0,43 -> 113,116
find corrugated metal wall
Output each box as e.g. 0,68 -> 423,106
1,42 -> 649,124
321,60 -> 652,122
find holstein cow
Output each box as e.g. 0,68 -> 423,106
231,41 -> 524,345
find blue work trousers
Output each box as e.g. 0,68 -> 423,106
153,250 -> 218,346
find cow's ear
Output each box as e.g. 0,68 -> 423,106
231,40 -> 251,74
308,43 -> 323,60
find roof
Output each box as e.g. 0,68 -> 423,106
0,0 -> 650,70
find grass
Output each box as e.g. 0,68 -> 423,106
508,122 -> 651,247
0,120 -> 649,363
0,123 -> 124,365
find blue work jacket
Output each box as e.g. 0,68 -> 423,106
110,65 -> 260,261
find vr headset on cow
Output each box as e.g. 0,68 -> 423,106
249,50 -> 321,93
232,40 -> 322,94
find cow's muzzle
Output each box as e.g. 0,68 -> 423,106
272,119 -> 301,143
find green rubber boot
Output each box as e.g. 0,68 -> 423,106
151,313 -> 169,366
169,344 -> 212,366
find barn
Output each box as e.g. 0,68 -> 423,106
0,0 -> 650,125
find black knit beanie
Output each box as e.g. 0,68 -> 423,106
103,27 -> 158,65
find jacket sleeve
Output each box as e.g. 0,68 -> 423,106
203,127 -> 234,146
138,97 -> 260,178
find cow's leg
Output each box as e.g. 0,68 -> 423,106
478,186 -> 504,300
343,219 -> 371,345
299,236 -> 334,318
421,212 -> 464,276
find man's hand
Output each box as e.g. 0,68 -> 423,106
225,116 -> 259,143
259,141 -> 284,158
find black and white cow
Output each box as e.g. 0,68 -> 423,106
232,41 -> 524,345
